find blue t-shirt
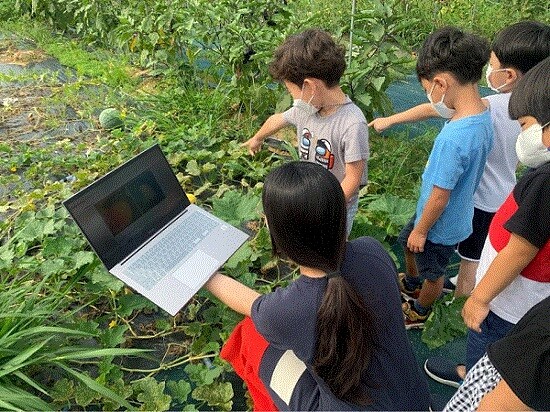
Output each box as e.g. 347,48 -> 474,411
415,110 -> 493,245
251,237 -> 431,411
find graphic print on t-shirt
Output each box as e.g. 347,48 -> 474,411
299,128 -> 311,160
315,139 -> 335,170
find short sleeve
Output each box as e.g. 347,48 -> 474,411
250,279 -> 322,362
428,137 -> 465,190
342,121 -> 369,163
505,170 -> 550,248
488,297 -> 550,410
282,106 -> 299,127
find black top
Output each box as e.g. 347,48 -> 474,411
505,162 -> 550,249
251,236 -> 431,411
488,295 -> 550,410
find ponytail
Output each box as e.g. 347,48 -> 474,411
313,275 -> 374,405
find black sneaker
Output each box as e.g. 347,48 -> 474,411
402,301 -> 429,329
424,357 -> 464,388
442,276 -> 457,294
398,272 -> 421,300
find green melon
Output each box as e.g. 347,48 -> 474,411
99,108 -> 124,130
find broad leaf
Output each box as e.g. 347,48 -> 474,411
422,294 -> 468,349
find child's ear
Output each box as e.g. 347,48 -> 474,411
432,74 -> 450,92
506,68 -> 520,84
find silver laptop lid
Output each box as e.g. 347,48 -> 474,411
64,144 -> 190,270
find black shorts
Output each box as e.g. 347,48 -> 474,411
398,216 -> 456,281
456,208 -> 495,261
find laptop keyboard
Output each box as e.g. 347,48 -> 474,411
126,212 -> 219,290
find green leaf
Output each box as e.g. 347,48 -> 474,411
42,237 -> 76,257
90,267 -> 125,291
57,363 -> 133,410
422,294 -> 468,349
117,294 -> 155,317
51,378 -> 75,403
186,159 -> 201,176
184,363 -> 222,386
16,219 -> 43,242
99,325 -> 128,348
371,23 -> 385,41
40,258 -> 66,275
0,246 -> 15,267
166,379 -> 192,403
211,190 -> 260,226
224,242 -> 253,269
371,76 -> 386,92
74,382 -> 99,407
72,251 -> 95,269
192,381 -> 233,411
136,377 -> 172,411
366,194 -> 416,227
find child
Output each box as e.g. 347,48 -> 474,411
461,54 -> 550,372
206,161 -> 431,410
445,57 -> 550,411
370,21 -> 550,299
395,26 -> 493,328
242,28 -> 369,235
382,21 -> 550,387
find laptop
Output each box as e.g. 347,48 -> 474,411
64,144 -> 249,315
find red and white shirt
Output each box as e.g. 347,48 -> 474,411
475,162 -> 550,324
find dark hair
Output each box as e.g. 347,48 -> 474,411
509,56 -> 550,126
493,20 -> 550,75
268,28 -> 346,88
416,26 -> 490,84
262,162 -> 374,405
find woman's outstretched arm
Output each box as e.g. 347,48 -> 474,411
204,272 -> 261,317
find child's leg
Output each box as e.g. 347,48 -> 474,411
455,208 -> 494,296
403,247 -> 419,278
454,259 -> 478,296
403,240 -> 455,320
397,217 -> 422,297
418,276 -> 445,308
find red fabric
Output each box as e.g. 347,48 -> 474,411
220,317 -> 278,411
489,192 -> 550,282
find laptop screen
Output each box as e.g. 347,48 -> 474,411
64,145 -> 191,269
95,170 -> 166,236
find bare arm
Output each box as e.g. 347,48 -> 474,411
341,160 -> 365,203
407,185 -> 450,253
368,103 -> 437,132
204,272 -> 261,317
462,233 -> 539,332
241,113 -> 289,155
477,378 -> 531,411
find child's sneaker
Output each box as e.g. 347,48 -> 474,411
402,301 -> 429,329
398,272 -> 421,300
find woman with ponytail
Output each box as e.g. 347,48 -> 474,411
205,161 -> 430,410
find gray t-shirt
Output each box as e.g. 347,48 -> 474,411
251,237 -> 431,411
283,97 -> 369,205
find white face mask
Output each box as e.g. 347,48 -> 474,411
516,121 -> 550,168
427,83 -> 456,119
485,65 -> 508,93
293,85 -> 319,116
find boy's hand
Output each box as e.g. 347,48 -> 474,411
368,117 -> 393,133
241,137 -> 263,156
462,295 -> 489,333
407,229 -> 427,253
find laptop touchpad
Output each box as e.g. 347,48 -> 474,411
173,249 -> 220,289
